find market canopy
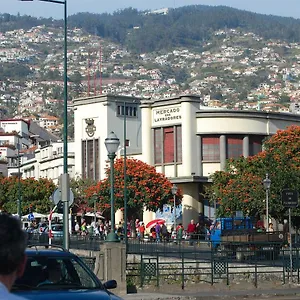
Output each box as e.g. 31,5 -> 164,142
84,212 -> 105,220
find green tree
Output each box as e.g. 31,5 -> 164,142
0,177 -> 56,214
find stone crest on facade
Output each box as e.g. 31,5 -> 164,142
85,118 -> 96,137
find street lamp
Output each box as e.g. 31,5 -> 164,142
171,184 -> 178,230
105,131 -> 120,242
123,101 -> 128,246
263,173 -> 271,229
17,135 -> 22,218
21,0 -> 69,249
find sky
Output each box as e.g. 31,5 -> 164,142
2,0 -> 300,20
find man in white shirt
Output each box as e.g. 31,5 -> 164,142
0,213 -> 28,299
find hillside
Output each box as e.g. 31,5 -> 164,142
69,5 -> 300,53
1,5 -> 300,136
2,5 -> 300,54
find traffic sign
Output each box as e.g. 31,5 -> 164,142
28,213 -> 34,221
50,188 -> 74,207
282,189 -> 299,208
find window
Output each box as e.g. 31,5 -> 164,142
116,103 -> 138,118
82,139 -> 99,180
163,127 -> 174,163
250,136 -> 264,156
154,129 -> 162,164
202,136 -> 220,161
154,126 -> 182,164
227,136 -> 243,159
176,126 -> 182,163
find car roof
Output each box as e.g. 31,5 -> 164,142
26,248 -> 77,258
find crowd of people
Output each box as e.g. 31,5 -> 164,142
135,219 -> 212,243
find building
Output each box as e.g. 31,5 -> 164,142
21,141 -> 75,184
73,94 -> 142,181
0,118 -> 75,185
73,94 -> 300,227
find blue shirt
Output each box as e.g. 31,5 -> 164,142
0,281 -> 28,300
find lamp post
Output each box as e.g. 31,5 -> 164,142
263,173 -> 271,230
123,101 -> 128,246
105,131 -> 120,242
171,184 -> 178,230
17,135 -> 22,218
20,0 -> 69,249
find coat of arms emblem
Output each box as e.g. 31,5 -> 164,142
85,118 -> 96,137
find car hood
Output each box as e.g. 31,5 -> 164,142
14,289 -> 123,300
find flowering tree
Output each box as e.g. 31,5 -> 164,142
0,176 -> 56,214
208,125 -> 300,221
85,158 -> 182,219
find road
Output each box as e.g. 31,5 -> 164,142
123,287 -> 300,300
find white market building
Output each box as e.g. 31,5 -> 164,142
73,94 -> 300,227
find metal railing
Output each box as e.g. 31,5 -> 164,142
126,247 -> 300,289
27,233 -> 106,251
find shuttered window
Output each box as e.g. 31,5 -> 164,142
154,126 -> 182,164
164,127 -> 174,163
227,136 -> 243,159
82,139 -> 99,180
154,129 -> 162,164
250,136 -> 263,156
202,136 -> 220,161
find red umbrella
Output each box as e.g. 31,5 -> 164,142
146,218 -> 165,229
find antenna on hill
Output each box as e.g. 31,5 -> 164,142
99,43 -> 102,95
88,51 -> 91,96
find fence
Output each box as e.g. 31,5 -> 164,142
126,242 -> 300,289
27,232 -> 300,289
27,233 -> 105,251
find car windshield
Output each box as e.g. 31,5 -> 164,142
13,255 -> 102,291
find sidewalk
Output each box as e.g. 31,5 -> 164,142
123,286 -> 300,300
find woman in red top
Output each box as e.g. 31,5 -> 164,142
139,223 -> 145,239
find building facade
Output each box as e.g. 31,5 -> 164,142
73,94 -> 142,181
73,94 -> 300,227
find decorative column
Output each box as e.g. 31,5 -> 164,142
181,100 -> 196,176
141,104 -> 152,165
243,135 -> 249,158
220,135 -> 226,171
141,104 -> 155,223
182,183 -> 201,228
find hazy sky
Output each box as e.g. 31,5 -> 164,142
2,0 -> 300,19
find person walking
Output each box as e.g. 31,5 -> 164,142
139,222 -> 145,241
0,213 -> 28,299
187,219 -> 197,245
176,223 -> 184,243
155,222 -> 161,242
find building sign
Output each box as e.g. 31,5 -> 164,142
152,105 -> 181,126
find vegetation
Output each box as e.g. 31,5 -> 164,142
2,5 -> 300,54
85,158 -> 183,219
207,126 -> 300,222
0,176 -> 55,214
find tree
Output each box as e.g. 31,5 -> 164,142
0,177 -> 56,214
85,158 -> 182,219
70,177 -> 97,215
207,126 -> 300,221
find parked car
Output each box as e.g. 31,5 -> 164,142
12,246 -> 123,300
36,223 -> 63,244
